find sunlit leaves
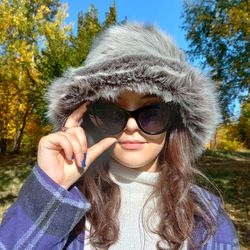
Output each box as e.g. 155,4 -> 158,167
0,1 -> 117,153
0,0 -> 70,153
182,0 -> 249,121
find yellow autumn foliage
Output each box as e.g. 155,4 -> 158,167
0,0 -> 71,153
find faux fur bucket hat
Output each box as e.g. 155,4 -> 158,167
46,22 -> 222,160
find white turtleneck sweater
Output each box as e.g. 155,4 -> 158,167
84,159 -> 187,250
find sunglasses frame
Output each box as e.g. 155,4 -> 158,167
86,101 -> 178,135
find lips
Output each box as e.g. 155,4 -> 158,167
119,140 -> 146,150
120,141 -> 146,144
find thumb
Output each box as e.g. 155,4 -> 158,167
86,137 -> 117,166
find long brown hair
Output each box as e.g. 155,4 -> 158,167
76,123 -> 215,249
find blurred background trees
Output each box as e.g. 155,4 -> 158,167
0,0 -> 117,154
182,0 -> 249,120
182,0 -> 249,151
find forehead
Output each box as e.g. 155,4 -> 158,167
116,91 -> 160,101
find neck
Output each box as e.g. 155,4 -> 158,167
111,156 -> 161,173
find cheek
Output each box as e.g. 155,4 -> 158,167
146,133 -> 166,155
147,132 -> 166,143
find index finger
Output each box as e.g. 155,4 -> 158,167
64,101 -> 90,128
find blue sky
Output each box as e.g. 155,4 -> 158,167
61,0 -> 189,51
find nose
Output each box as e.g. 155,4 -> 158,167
123,117 -> 140,133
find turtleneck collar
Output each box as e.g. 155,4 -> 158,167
108,158 -> 160,188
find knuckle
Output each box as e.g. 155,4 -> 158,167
57,131 -> 67,138
38,136 -> 47,146
40,134 -> 52,144
72,126 -> 85,135
72,139 -> 83,151
63,131 -> 77,142
79,127 -> 85,135
75,143 -> 82,151
40,135 -> 47,142
60,128 -> 86,152
77,126 -> 85,133
61,134 -> 71,145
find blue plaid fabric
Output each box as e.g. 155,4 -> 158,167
0,165 -> 240,249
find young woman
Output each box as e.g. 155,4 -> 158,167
0,22 -> 239,249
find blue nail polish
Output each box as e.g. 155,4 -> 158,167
81,153 -> 87,168
81,159 -> 86,168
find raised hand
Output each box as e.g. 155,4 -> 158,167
37,102 -> 117,189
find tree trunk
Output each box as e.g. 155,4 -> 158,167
210,128 -> 218,150
0,138 -> 7,153
12,104 -> 33,154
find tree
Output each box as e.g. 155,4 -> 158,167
70,5 -> 102,67
69,2 -> 117,67
237,95 -> 250,149
103,1 -> 117,28
38,2 -> 117,126
0,1 -> 118,154
0,0 -> 71,153
182,0 -> 250,122
216,123 -> 247,151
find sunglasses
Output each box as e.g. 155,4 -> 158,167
84,101 -> 179,135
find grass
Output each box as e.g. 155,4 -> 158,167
0,150 -> 249,248
197,149 -> 250,249
0,153 -> 36,215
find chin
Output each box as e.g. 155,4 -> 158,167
111,144 -> 162,171
111,154 -> 154,169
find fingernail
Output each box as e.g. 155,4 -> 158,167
70,155 -> 74,160
81,152 -> 87,168
84,152 -> 87,160
81,159 -> 86,168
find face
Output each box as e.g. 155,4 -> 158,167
110,91 -> 166,172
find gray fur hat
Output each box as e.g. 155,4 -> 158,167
46,22 -> 222,160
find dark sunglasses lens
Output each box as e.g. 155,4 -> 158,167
88,104 -> 125,134
139,107 -> 168,134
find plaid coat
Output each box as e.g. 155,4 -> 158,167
0,165 -> 240,250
